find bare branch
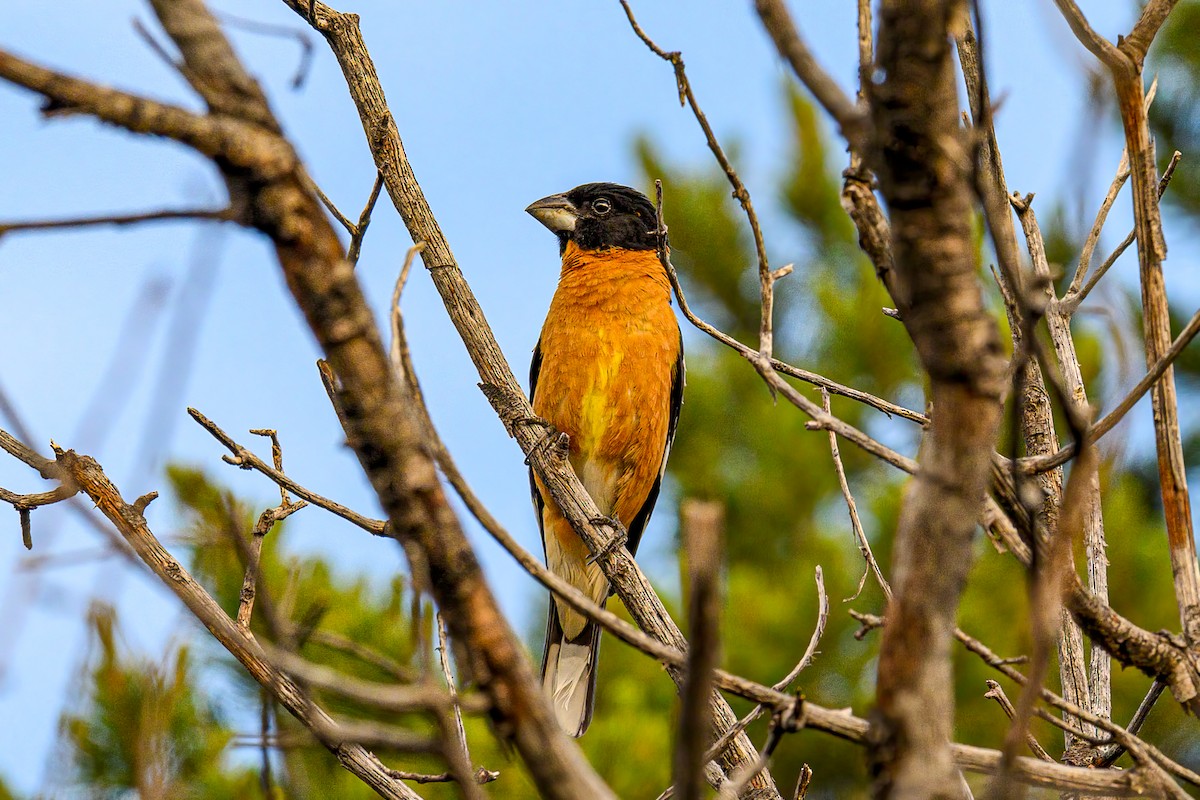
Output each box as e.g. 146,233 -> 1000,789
752,0 -> 866,150
867,1 -> 1006,793
1009,192 -> 1106,735
675,500 -> 725,800
0,207 -> 237,237
824,389 -> 890,601
434,613 -> 485,800
1065,79 -> 1158,301
215,10 -> 315,89
652,187 -> 920,474
983,681 -> 1054,762
620,2 -> 777,361
348,170 -> 385,266
236,499 -> 307,629
385,768 -> 499,786
1102,0 -> 1200,649
1051,0 -> 1123,67
1067,150 -> 1182,312
1019,303 -> 1200,474
1097,680 -> 1166,768
189,408 -> 387,535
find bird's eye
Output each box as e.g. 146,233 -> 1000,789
592,198 -> 612,215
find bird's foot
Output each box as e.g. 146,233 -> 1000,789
518,419 -> 568,465
586,517 -> 628,564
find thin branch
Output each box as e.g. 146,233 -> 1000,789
1123,0 -> 1182,62
751,0 -> 866,150
983,681 -> 1054,762
347,170 -> 384,266
1066,150 -> 1182,312
653,184 -> 920,475
701,568 -> 828,771
258,689 -> 274,798
793,765 -> 813,800
188,407 -> 388,535
236,498 -> 307,629
216,10 -> 315,89
310,178 -> 356,235
0,484 -> 76,511
1051,0 -> 1123,67
1064,76 -> 1160,301
0,49 -> 296,176
385,768 -> 499,786
434,613 -> 484,800
1097,680 -> 1166,768
620,1 -> 777,362
0,207 -> 237,236
719,709 -> 795,800
1019,303 -> 1200,474
1070,149 -> 1132,299
823,389 -> 890,602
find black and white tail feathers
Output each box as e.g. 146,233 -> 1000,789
540,601 -> 601,737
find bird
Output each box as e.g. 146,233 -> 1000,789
525,182 -> 683,737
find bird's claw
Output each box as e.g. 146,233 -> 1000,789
520,419 -> 566,465
586,517 -> 627,564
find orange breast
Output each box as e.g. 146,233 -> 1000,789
533,245 -> 680,537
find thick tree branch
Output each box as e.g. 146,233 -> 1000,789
1054,0 -> 1198,651
866,1 -> 1007,796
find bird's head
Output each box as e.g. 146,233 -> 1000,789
525,183 -> 659,253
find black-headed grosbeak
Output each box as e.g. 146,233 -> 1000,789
525,183 -> 684,736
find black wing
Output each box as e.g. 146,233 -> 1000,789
528,341 -> 547,556
625,330 -> 684,558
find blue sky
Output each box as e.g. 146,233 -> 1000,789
0,0 -> 1190,793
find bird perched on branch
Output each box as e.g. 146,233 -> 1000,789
525,182 -> 684,737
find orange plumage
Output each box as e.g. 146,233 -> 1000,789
526,184 -> 683,736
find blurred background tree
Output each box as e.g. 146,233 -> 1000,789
12,1 -> 1200,796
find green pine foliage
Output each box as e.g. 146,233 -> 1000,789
54,604 -> 260,799
1150,0 -> 1200,218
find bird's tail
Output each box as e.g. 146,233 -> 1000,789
540,600 -> 601,737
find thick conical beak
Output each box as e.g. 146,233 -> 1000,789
525,193 -> 579,234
